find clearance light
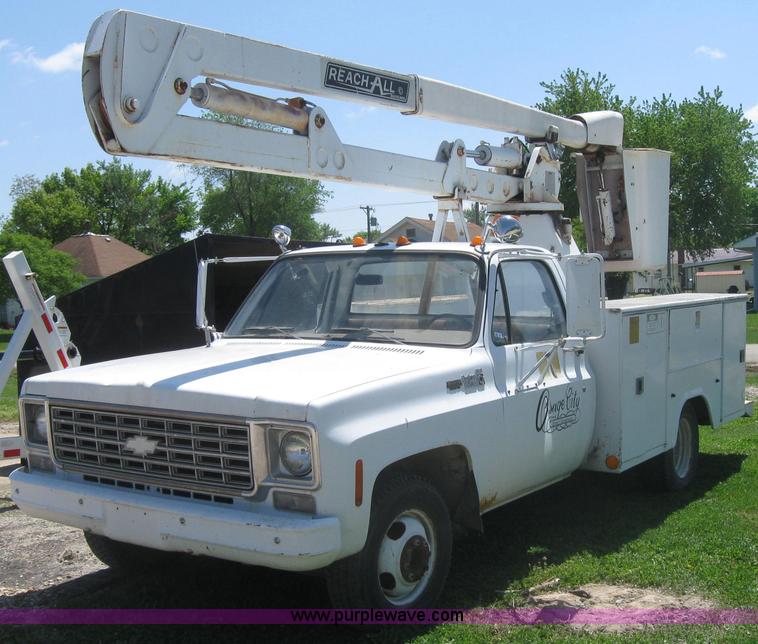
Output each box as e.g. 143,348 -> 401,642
355,459 -> 363,506
605,455 -> 620,470
353,235 -> 367,247
470,235 -> 483,247
396,236 -> 411,246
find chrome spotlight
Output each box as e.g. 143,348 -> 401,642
486,215 -> 523,243
272,224 -> 292,252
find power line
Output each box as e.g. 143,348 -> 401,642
313,199 -> 436,215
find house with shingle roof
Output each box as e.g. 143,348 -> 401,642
54,232 -> 148,283
376,216 -> 482,244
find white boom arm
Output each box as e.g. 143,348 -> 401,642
83,10 -> 623,222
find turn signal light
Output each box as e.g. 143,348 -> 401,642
470,235 -> 483,246
352,236 -> 367,247
605,455 -> 620,470
396,236 -> 411,246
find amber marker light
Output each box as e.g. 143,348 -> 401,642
355,459 -> 364,506
352,235 -> 367,247
606,455 -> 620,470
470,235 -> 483,246
396,236 -> 411,246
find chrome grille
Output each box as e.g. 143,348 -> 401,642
50,404 -> 253,494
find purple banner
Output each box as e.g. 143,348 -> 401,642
0,608 -> 756,625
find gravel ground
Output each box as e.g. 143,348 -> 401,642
0,463 -> 105,600
0,458 -> 329,611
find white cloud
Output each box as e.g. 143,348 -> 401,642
11,41 -> 84,73
0,139 -> 9,148
746,104 -> 758,123
694,45 -> 727,60
0,39 -> 11,53
346,105 -> 378,120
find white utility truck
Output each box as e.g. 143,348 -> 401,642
10,10 -> 751,608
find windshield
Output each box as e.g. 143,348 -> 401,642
225,252 -> 483,347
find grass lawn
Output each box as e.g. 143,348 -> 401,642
747,312 -> 758,344
0,369 -> 18,421
0,330 -> 18,422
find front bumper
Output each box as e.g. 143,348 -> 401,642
10,468 -> 341,571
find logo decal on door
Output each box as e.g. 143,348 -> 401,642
535,387 -> 582,433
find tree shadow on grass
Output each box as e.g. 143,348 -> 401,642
1,452 -> 746,644
440,452 -> 747,608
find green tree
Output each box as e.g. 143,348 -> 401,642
628,89 -> 757,256
6,160 -> 197,254
340,229 -> 382,244
537,69 -> 636,229
0,232 -> 85,302
464,204 -> 486,226
537,71 -> 757,258
191,112 -> 332,240
316,222 -> 341,241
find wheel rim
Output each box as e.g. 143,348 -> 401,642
377,509 -> 435,605
673,416 -> 693,478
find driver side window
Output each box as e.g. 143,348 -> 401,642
496,260 -> 566,344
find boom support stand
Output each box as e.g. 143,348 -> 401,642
0,251 -> 81,460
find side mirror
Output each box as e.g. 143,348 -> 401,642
272,225 -> 292,252
562,254 -> 605,340
484,215 -> 523,243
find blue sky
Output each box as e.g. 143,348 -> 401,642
0,1 -> 756,239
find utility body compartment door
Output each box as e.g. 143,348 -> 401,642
666,304 -> 722,444
722,300 -> 747,421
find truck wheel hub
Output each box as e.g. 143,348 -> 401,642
377,510 -> 435,603
400,535 -> 431,582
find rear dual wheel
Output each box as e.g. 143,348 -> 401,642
662,404 -> 699,491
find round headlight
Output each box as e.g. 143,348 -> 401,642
279,431 -> 312,477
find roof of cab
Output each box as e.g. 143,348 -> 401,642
284,241 -> 555,259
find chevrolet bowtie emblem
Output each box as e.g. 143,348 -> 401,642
124,435 -> 159,457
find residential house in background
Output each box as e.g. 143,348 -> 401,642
629,248 -> 753,295
2,232 -> 148,326
54,232 -> 148,284
377,216 -> 482,243
681,248 -> 753,293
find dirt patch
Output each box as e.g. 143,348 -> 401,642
0,471 -> 105,604
527,581 -> 715,632
745,385 -> 758,401
0,422 -> 18,437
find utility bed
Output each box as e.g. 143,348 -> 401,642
582,293 -> 750,472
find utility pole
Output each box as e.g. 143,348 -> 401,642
360,205 -> 374,241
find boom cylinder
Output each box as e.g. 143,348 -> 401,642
190,81 -> 310,133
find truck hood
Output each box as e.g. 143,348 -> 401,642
23,339 -> 448,421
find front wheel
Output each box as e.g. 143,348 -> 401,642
663,405 -> 700,491
326,474 -> 452,608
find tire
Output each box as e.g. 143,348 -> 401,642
84,531 -> 176,570
326,473 -> 452,608
662,404 -> 699,491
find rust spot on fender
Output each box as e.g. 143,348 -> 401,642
479,493 -> 498,512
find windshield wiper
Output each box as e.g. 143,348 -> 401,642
326,327 -> 406,345
242,325 -> 303,339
